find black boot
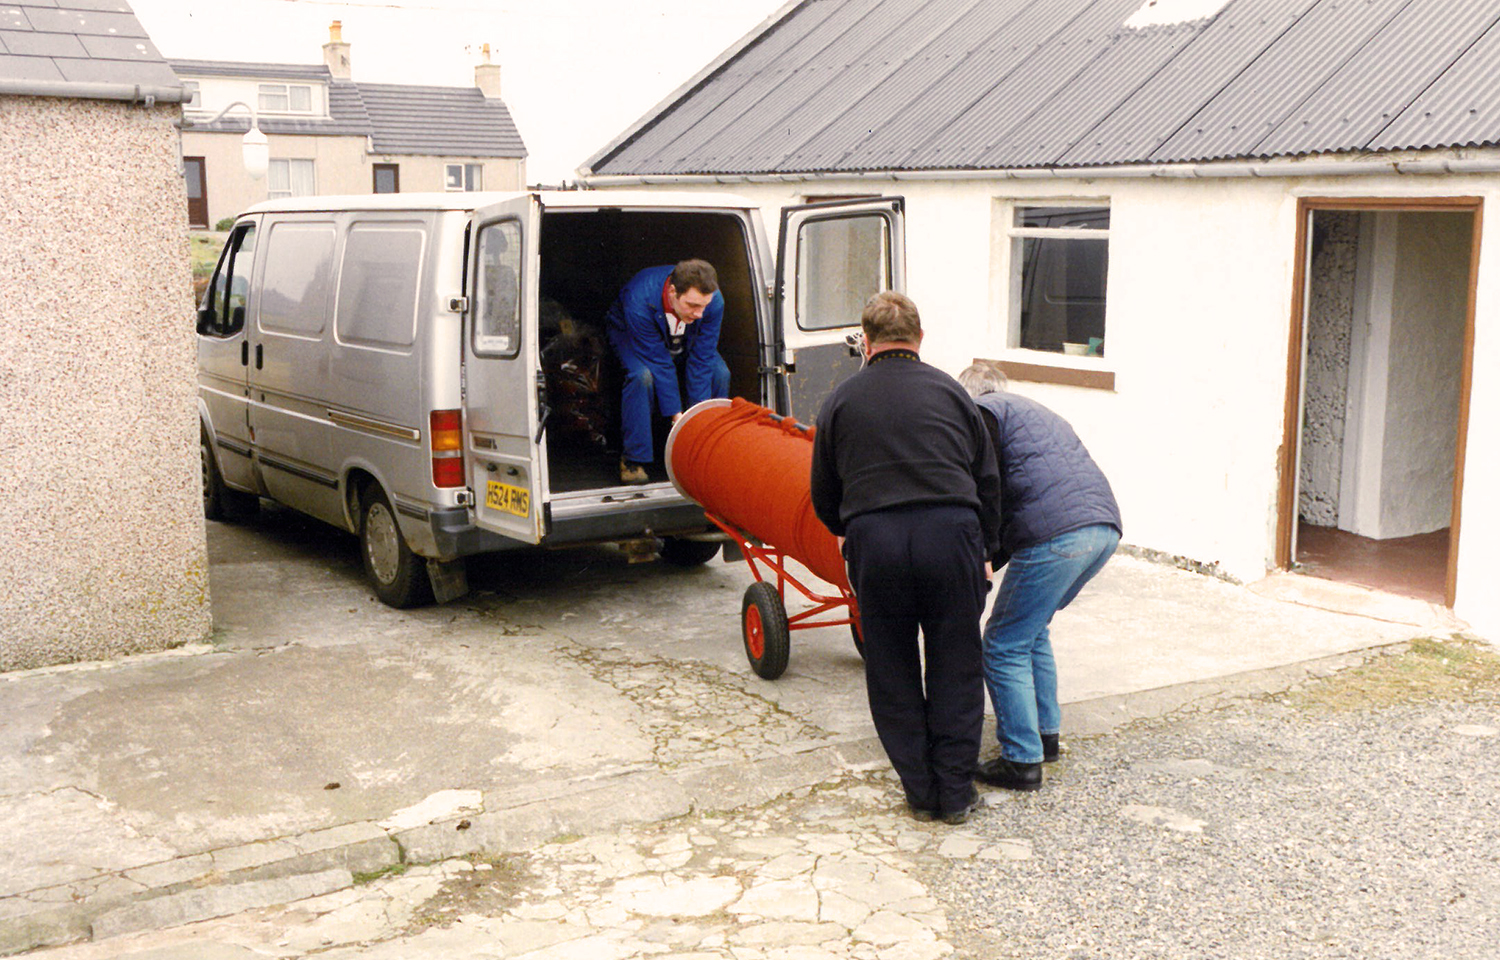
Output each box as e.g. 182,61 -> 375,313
1042,733 -> 1060,763
976,757 -> 1042,791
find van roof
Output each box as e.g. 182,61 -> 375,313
241,189 -> 758,216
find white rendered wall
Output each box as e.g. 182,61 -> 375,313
592,169 -> 1500,638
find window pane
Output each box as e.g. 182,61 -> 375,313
335,222 -> 425,349
289,159 -> 315,196
1016,236 -> 1108,354
259,222 -> 337,336
373,166 -> 397,193
258,84 -> 288,112
445,165 -> 462,190
289,85 -> 311,112
223,225 -> 257,335
1017,206 -> 1110,230
268,159 -> 290,197
474,220 -> 521,356
795,214 -> 889,330
465,164 -> 482,191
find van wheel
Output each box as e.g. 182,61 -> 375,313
360,488 -> 432,608
202,434 -> 257,521
659,537 -> 721,566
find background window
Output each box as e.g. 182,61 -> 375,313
474,220 -> 521,356
335,222 -> 426,350
445,163 -> 483,191
373,163 -> 399,194
258,222 -> 337,337
268,159 -> 316,199
1009,205 -> 1109,356
258,83 -> 312,113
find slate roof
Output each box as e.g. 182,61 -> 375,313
0,0 -> 184,100
169,60 -> 526,158
585,0 -> 1500,176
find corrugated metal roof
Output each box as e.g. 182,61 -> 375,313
0,1 -> 183,98
168,61 -> 525,159
586,0 -> 1500,176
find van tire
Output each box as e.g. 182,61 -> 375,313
202,434 -> 257,521
659,537 -> 720,567
360,487 -> 432,608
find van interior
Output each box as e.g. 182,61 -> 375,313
535,208 -> 762,493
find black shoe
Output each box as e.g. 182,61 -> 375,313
1042,733 -> 1060,763
976,757 -> 1042,791
906,801 -> 937,823
939,786 -> 979,825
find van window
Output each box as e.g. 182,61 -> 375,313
203,223 -> 257,337
474,219 -> 521,357
335,222 -> 426,349
795,213 -> 889,331
259,222 -> 337,337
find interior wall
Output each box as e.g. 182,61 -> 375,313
1298,211 -> 1360,526
1377,211 -> 1470,537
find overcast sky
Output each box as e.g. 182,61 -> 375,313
129,0 -> 788,184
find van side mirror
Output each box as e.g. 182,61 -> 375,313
231,305 -> 245,331
196,306 -> 214,335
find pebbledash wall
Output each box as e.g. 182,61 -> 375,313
587,158 -> 1500,638
0,95 -> 211,670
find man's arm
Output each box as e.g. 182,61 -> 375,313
970,408 -> 1002,560
617,285 -> 683,416
809,409 -> 845,537
683,294 -> 724,406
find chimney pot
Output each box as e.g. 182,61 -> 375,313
474,48 -> 501,99
323,21 -> 351,80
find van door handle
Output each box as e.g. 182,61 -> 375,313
240,341 -> 249,366
255,344 -> 263,369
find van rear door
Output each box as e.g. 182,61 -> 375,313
773,197 -> 905,422
464,196 -> 546,544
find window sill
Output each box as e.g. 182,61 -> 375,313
975,351 -> 1116,391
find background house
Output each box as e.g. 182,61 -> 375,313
580,0 -> 1500,638
173,23 -> 526,228
0,1 -> 210,669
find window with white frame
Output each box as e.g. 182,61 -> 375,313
1008,204 -> 1110,357
258,83 -> 313,114
267,159 -> 316,199
445,163 -> 483,192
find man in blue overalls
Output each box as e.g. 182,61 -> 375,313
604,259 -> 731,483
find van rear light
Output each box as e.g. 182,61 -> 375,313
430,409 -> 464,488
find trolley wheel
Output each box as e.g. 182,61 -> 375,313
850,621 -> 865,661
741,581 -> 791,680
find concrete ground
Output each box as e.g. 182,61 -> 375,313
0,503 -> 1473,955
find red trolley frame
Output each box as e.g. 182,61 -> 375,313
705,511 -> 862,679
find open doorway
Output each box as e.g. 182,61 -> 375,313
1278,199 -> 1480,606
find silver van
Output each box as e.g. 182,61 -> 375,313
197,190 -> 904,606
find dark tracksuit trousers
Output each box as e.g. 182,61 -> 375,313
844,503 -> 988,815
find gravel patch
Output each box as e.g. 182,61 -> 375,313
936,694 -> 1500,959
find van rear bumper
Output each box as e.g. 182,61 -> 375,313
427,498 -> 710,558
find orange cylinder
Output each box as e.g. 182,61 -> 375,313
666,397 -> 848,592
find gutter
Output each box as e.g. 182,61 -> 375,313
0,79 -> 187,104
578,156 -> 1500,187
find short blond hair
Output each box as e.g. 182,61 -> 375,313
861,291 -> 921,345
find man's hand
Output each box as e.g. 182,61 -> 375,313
671,412 -> 682,425
984,561 -> 993,582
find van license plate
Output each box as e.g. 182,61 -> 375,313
485,480 -> 530,518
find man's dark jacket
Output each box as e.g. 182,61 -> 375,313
974,391 -> 1121,566
810,350 -> 1001,556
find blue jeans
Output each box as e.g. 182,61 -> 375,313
983,524 -> 1119,763
620,355 -> 730,463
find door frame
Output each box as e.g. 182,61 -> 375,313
1275,195 -> 1483,606
372,163 -> 399,194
